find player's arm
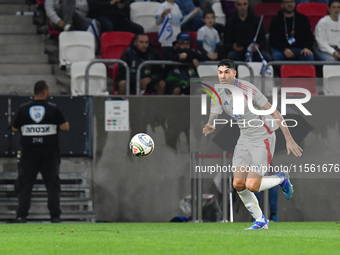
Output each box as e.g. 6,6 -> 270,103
59,122 -> 70,132
12,127 -> 19,132
262,102 -> 303,157
202,112 -> 219,136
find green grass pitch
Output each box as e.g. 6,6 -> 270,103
0,222 -> 339,255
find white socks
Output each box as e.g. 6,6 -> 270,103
258,175 -> 283,192
237,189 -> 264,222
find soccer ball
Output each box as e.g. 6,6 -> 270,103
129,133 -> 154,157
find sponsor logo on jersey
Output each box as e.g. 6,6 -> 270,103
21,124 -> 57,136
29,106 -> 45,123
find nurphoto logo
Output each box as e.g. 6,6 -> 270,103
200,83 -> 312,117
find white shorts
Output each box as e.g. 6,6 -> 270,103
232,133 -> 276,176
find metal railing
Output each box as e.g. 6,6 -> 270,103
85,59 -> 130,95
259,60 -> 340,94
261,61 -> 340,79
191,151 -> 233,223
136,61 -> 255,95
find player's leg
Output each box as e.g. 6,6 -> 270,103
248,133 -> 294,199
16,158 -> 39,221
247,134 -> 282,190
40,158 -> 61,222
233,141 -> 268,229
234,168 -> 268,229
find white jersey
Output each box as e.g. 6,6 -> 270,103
197,25 -> 220,54
210,78 -> 279,141
156,2 -> 182,47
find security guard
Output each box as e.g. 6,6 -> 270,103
12,80 -> 69,223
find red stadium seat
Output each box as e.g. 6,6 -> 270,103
101,32 -> 134,94
36,0 -> 45,7
254,3 -> 282,34
280,65 -> 318,95
188,31 -> 197,50
296,3 -> 328,32
146,32 -> 163,59
101,32 -> 134,59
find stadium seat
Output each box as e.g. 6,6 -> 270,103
254,3 -> 282,34
197,65 -> 218,78
101,32 -> 134,92
147,32 -> 163,59
36,0 -> 44,7
130,2 -> 161,33
59,31 -> 95,68
188,31 -> 197,50
212,2 -> 226,25
101,32 -> 134,60
280,65 -> 318,95
296,3 -> 328,32
71,61 -> 108,96
237,62 -> 274,96
322,65 -> 340,95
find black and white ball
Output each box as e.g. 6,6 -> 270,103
129,133 -> 154,157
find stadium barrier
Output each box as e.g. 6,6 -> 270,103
1,96 -> 92,157
136,61 -> 255,95
85,59 -> 130,95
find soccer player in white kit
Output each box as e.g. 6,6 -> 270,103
203,59 -> 303,229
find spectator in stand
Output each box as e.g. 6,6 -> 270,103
176,0 -> 225,34
164,32 -> 210,95
88,0 -> 144,34
176,0 -> 204,32
45,0 -> 94,31
116,34 -> 165,95
269,0 -> 314,61
156,0 -> 183,56
314,0 -> 340,61
223,0 -> 270,62
197,8 -> 220,60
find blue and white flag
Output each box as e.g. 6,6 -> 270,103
246,15 -> 263,63
158,14 -> 173,45
255,45 -> 272,76
245,42 -> 254,62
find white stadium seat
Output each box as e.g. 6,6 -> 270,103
71,61 -> 108,96
59,31 -> 95,68
130,2 -> 161,33
197,65 -> 218,78
212,2 -> 226,25
237,62 -> 274,96
323,65 -> 340,95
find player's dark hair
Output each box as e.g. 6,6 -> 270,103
203,8 -> 215,19
218,59 -> 236,70
34,80 -> 49,95
329,0 -> 340,8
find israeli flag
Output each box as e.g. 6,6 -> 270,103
255,45 -> 271,76
245,42 -> 254,62
158,13 -> 173,45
